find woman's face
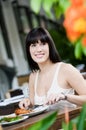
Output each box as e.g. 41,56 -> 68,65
29,40 -> 49,64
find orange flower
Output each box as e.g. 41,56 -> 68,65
63,3 -> 86,42
63,0 -> 86,58
70,0 -> 84,6
73,18 -> 86,33
64,6 -> 86,20
66,30 -> 81,42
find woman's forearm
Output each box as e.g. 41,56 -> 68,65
66,94 -> 86,106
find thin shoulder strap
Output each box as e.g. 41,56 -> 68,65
34,71 -> 39,91
51,62 -> 62,86
55,62 -> 62,78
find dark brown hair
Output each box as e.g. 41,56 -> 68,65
26,27 -> 61,71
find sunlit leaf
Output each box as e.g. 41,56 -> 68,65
42,0 -> 55,18
59,0 -> 70,12
74,41 -> 82,59
28,111 -> 57,130
30,0 -> 42,13
71,116 -> 79,124
82,47 -> 86,56
77,104 -> 86,130
43,0 -> 53,12
54,4 -> 63,19
62,122 -> 69,130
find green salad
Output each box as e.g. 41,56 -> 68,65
0,116 -> 22,123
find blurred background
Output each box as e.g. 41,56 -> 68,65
0,0 -> 86,100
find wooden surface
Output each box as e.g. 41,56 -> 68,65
2,107 -> 81,130
17,74 -> 29,86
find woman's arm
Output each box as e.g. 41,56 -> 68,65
19,72 -> 35,109
65,94 -> 86,106
29,72 -> 35,106
65,63 -> 86,106
45,63 -> 86,106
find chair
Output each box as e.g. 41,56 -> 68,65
0,65 -> 16,100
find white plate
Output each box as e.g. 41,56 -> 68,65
0,115 -> 29,126
0,95 -> 24,106
20,105 -> 49,117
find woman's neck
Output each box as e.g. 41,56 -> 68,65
38,61 -> 55,73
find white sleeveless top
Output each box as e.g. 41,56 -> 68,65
34,63 -> 77,110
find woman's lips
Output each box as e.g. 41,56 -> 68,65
35,53 -> 44,58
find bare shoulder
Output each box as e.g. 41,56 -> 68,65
61,62 -> 79,73
60,62 -> 81,80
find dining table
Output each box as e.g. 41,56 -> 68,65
1,106 -> 81,130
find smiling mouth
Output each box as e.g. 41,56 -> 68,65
35,54 -> 44,58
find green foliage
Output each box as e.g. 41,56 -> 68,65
74,38 -> 86,60
27,104 -> 86,130
82,47 -> 86,56
28,111 -> 57,130
77,104 -> 86,130
48,29 -> 86,66
63,104 -> 86,130
30,0 -> 42,13
30,0 -> 86,64
42,0 -> 55,18
30,0 -> 70,19
74,41 -> 83,60
58,0 -> 70,12
53,0 -> 70,18
48,29 -> 76,63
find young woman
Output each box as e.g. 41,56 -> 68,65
19,27 -> 86,110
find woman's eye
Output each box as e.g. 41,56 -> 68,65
41,42 -> 46,45
30,44 -> 36,47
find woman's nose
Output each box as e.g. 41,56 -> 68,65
36,44 -> 42,51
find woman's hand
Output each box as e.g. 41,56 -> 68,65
45,93 -> 66,105
19,98 -> 31,109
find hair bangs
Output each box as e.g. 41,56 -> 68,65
28,30 -> 49,45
